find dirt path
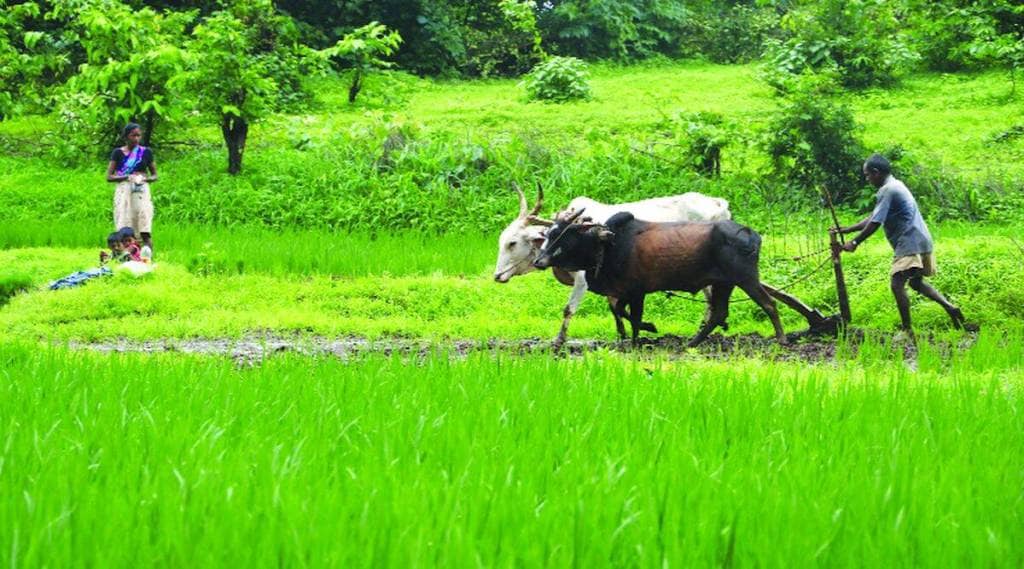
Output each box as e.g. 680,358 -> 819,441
66,329 -> 854,365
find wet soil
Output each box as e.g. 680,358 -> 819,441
66,327 -> 855,366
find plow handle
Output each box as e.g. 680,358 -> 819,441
830,231 -> 852,324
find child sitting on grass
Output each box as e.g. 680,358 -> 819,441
119,227 -> 141,262
117,227 -> 151,263
100,231 -> 126,265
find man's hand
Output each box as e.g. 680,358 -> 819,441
840,241 -> 858,253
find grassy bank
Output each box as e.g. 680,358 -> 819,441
1,63 -> 1022,235
1,225 -> 1019,342
1,341 -> 1020,567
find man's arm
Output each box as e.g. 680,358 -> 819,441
838,186 -> 891,252
832,216 -> 871,235
842,221 -> 881,252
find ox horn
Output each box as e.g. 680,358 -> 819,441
512,182 -> 529,219
528,182 -> 545,218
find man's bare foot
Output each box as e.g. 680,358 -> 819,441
948,307 -> 979,331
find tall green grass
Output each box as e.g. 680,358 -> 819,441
0,220 -> 496,277
0,341 -> 1020,567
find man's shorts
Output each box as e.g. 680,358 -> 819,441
114,181 -> 153,233
891,252 -> 936,276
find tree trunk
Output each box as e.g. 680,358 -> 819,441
348,70 -> 363,103
142,109 -> 157,147
699,146 -> 721,178
221,114 -> 249,175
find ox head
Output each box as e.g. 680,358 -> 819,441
493,182 -> 554,283
533,208 -> 615,271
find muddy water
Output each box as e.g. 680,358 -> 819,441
67,329 -> 854,366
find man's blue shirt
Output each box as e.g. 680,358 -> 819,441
869,176 -> 933,256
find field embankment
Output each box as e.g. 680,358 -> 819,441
1,224 -> 1019,344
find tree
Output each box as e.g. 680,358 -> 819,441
763,0 -> 919,89
324,21 -> 402,103
962,3 -> 1024,93
52,0 -> 193,148
0,1 -> 69,119
183,1 -> 322,174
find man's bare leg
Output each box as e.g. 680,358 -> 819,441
891,270 -> 916,342
908,275 -> 965,329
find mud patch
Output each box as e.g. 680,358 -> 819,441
66,328 -> 855,366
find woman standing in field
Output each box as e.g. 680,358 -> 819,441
106,123 -> 157,250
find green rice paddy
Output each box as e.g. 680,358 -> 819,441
1,339 -> 1021,567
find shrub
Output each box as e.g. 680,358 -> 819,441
762,76 -> 866,205
672,111 -> 733,178
522,56 -> 591,103
323,22 -> 402,103
50,0 -> 194,153
0,272 -> 32,306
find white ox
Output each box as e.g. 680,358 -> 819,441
494,184 -> 731,348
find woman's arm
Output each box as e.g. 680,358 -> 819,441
106,161 -> 127,182
146,160 -> 158,182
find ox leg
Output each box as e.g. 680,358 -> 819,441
761,283 -> 830,332
615,299 -> 658,335
689,283 -> 733,348
700,285 -> 725,331
738,280 -> 787,345
627,294 -> 648,344
553,272 -> 589,351
607,297 -> 628,340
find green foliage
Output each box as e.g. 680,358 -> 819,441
763,76 -> 866,204
672,111 -> 734,177
458,0 -> 545,77
538,0 -> 694,61
0,1 -> 69,119
522,56 -> 591,102
764,0 -> 919,89
3,62 -> 1024,234
0,270 -> 31,305
49,0 -> 193,157
690,4 -> 782,64
324,21 -> 402,103
906,1 -> 1024,74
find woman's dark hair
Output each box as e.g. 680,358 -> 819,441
122,122 -> 141,139
117,226 -> 136,240
107,232 -> 121,247
864,153 -> 891,175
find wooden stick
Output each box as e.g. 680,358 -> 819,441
830,231 -> 852,324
